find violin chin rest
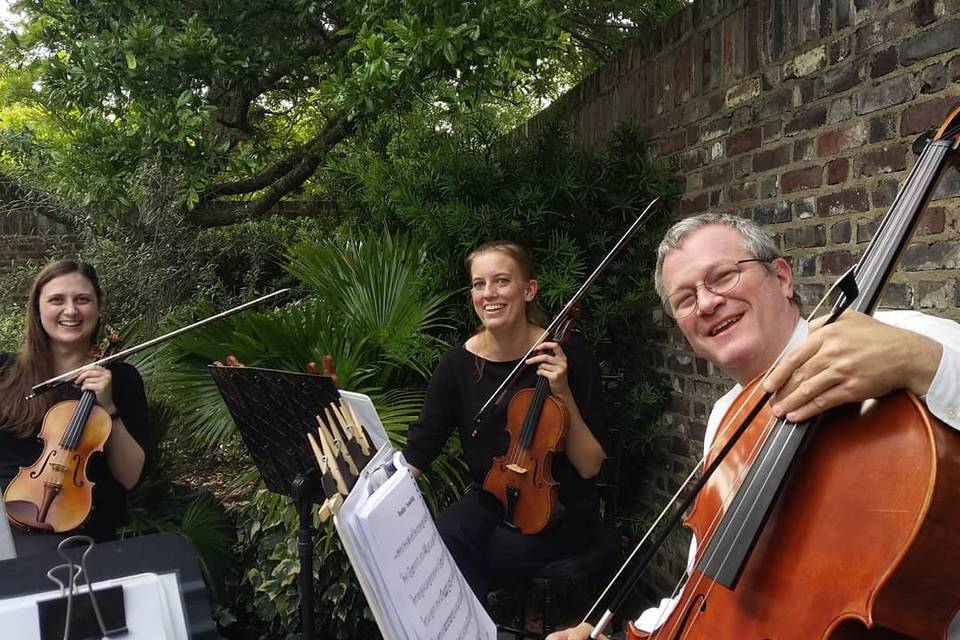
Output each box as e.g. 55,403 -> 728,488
4,499 -> 55,532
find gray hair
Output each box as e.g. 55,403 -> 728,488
654,213 -> 799,307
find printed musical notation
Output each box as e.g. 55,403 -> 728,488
340,453 -> 495,640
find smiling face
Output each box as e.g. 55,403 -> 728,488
37,272 -> 101,353
469,250 -> 538,334
660,224 -> 798,384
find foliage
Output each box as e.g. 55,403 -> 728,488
123,400 -> 236,599
75,212 -> 335,328
329,118 -> 679,517
0,0 -> 571,225
0,311 -> 24,352
152,228 -> 465,637
0,0 -> 685,235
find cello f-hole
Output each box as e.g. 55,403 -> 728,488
668,593 -> 706,640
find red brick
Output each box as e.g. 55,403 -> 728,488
817,187 -> 870,216
831,220 -> 852,243
816,122 -> 868,157
870,46 -> 898,78
855,146 -> 907,177
660,129 -> 686,154
826,158 -> 849,185
727,181 -> 758,202
784,106 -> 828,137
781,166 -> 822,193
703,163 -> 732,188
901,95 -> 960,135
857,215 -> 882,243
822,249 -> 861,275
794,138 -> 816,162
679,149 -> 704,171
753,144 -> 792,172
727,127 -> 762,156
950,54 -> 960,82
917,207 -> 946,235
681,193 -> 710,214
762,120 -> 782,143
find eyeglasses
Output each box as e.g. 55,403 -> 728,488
665,258 -> 772,319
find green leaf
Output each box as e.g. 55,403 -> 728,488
125,52 -> 137,70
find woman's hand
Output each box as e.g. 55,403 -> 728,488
74,366 -> 117,415
526,341 -> 572,401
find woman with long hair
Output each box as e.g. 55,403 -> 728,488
0,260 -> 149,556
402,241 -> 608,600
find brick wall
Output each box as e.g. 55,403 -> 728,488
520,0 -> 960,603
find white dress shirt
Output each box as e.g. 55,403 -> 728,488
634,309 -> 960,633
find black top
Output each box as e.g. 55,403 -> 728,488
0,352 -> 151,539
403,335 -> 607,518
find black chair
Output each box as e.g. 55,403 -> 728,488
497,427 -> 623,639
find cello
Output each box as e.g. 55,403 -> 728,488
585,106 -> 960,640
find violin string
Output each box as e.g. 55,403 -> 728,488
669,141 -> 944,638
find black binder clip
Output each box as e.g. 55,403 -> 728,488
38,535 -> 127,640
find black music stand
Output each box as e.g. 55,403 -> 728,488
209,365 -> 340,640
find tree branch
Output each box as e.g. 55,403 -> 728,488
0,174 -> 78,230
193,112 -> 355,226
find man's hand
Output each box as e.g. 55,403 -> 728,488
763,310 -> 942,423
546,622 -> 606,640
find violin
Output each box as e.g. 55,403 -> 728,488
470,199 -> 661,535
482,313 -> 577,534
4,288 -> 291,533
3,334 -> 121,533
584,106 -> 960,640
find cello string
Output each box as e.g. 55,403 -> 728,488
652,413 -> 787,640
672,141 -> 943,639
588,140 -> 938,633
590,343 -> 794,635
643,409 -> 786,638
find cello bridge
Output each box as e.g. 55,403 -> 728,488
505,464 -> 527,474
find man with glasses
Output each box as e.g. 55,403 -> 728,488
548,212 -> 960,639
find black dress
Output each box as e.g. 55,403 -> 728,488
0,352 -> 151,556
402,335 -> 608,598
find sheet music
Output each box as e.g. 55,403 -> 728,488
339,390 -> 389,450
336,448 -> 495,640
0,572 -> 188,640
0,499 -> 15,561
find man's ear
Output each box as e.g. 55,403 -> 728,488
771,257 -> 794,302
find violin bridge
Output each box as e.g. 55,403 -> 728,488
505,464 -> 527,474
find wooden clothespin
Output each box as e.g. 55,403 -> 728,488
313,420 -> 350,496
335,399 -> 371,457
306,431 -> 344,522
323,408 -> 359,476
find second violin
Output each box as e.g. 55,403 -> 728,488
482,314 -> 576,534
